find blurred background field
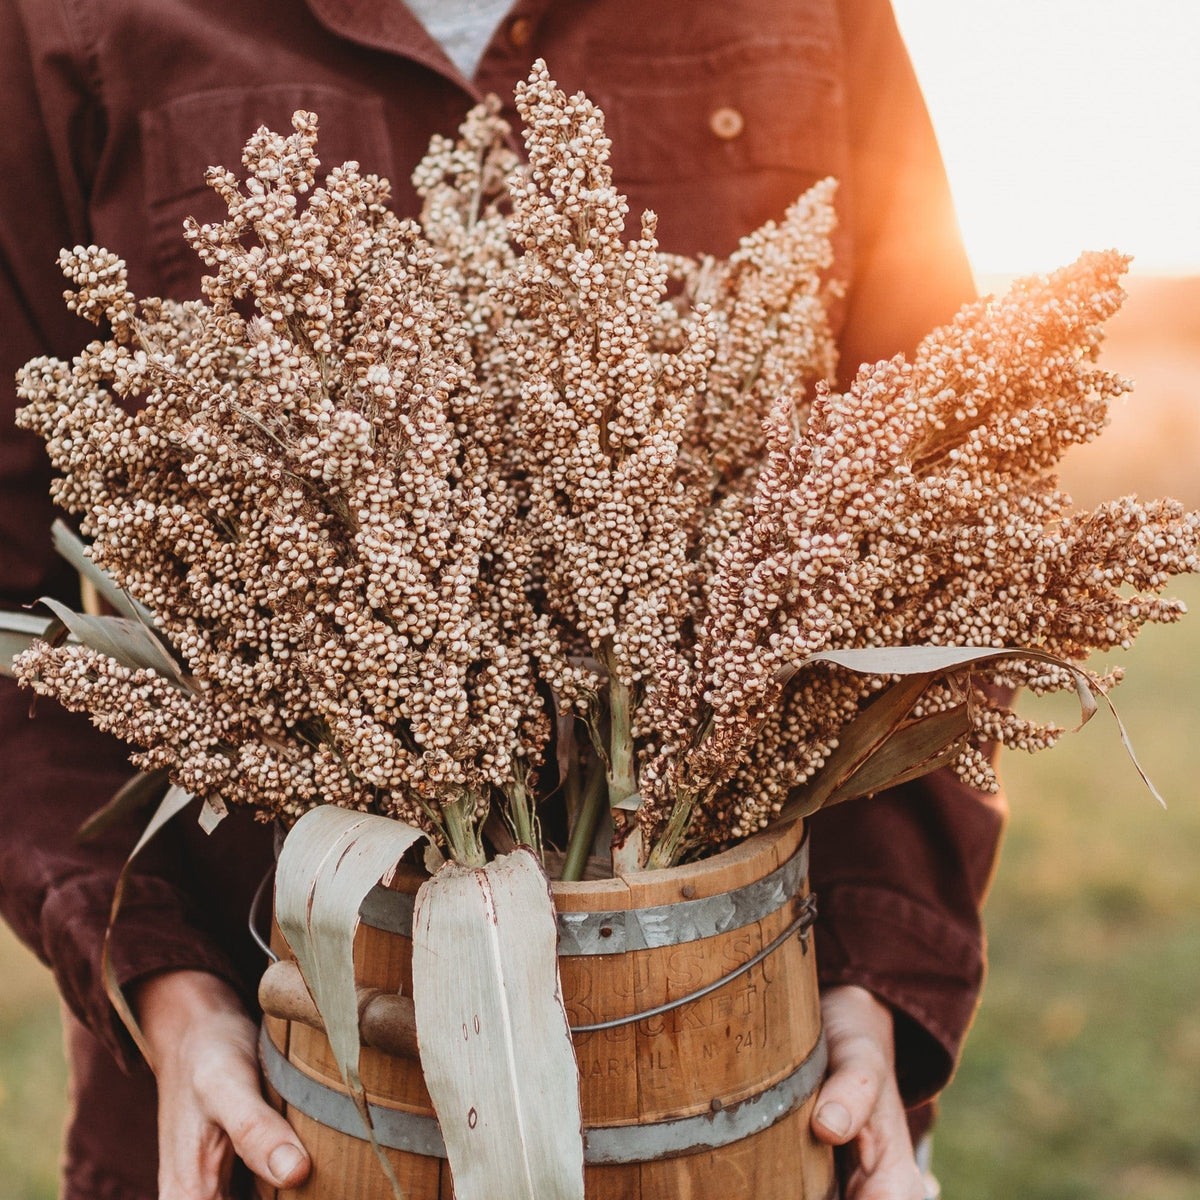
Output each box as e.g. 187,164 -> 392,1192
0,926 -> 67,1200
1,272 -> 1198,1198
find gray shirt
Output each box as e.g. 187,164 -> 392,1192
405,0 -> 513,77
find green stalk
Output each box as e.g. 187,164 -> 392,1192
442,792 -> 487,867
645,707 -> 718,868
561,756 -> 608,882
606,666 -> 643,873
504,762 -> 540,858
645,788 -> 699,870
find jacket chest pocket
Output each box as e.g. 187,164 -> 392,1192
583,37 -> 851,261
139,84 -> 395,297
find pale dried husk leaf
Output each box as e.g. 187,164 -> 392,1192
35,596 -> 190,689
411,849 -> 584,1200
51,519 -> 156,624
275,805 -> 435,1197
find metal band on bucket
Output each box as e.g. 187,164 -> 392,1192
258,1027 -> 827,1163
358,836 -> 810,956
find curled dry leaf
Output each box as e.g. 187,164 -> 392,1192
275,805 -> 435,1198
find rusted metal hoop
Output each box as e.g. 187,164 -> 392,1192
258,1025 -> 828,1164
355,836 -> 811,955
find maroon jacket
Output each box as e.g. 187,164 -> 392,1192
0,0 -> 1003,1195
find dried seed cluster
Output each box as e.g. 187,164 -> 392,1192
648,252 -> 1200,846
16,108 -> 555,855
14,63 -> 1198,866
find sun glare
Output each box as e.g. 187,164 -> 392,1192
891,0 -> 1200,278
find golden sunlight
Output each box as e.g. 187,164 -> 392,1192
892,0 -> 1200,277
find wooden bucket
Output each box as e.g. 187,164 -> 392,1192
254,820 -> 836,1199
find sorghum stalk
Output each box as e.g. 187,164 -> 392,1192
560,758 -> 607,882
645,787 -> 702,869
441,793 -> 487,867
503,761 -> 539,854
603,652 -> 642,872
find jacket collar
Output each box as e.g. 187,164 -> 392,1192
303,0 -> 484,96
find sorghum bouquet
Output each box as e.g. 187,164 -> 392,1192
9,62 -> 1198,880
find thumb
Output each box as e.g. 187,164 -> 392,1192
812,1050 -> 888,1146
206,1072 -> 311,1188
812,986 -> 893,1146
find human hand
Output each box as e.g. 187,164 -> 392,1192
135,969 -> 311,1200
811,985 -> 926,1200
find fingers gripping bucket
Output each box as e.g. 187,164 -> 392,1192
254,820 -> 836,1199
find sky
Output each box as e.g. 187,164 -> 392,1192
891,1 -> 1200,277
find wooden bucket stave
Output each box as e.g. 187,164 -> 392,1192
255,820 -> 837,1200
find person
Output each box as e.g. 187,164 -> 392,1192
0,0 -> 1005,1197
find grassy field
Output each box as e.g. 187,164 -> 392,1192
933,274 -> 1200,1199
0,927 -> 67,1200
936,571 -> 1200,1199
1,273 -> 1197,1198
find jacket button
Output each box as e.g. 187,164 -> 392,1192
508,16 -> 533,48
709,106 -> 744,140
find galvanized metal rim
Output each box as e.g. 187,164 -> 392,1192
357,836 -> 810,956
258,1026 -> 828,1164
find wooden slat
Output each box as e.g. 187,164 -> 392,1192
621,820 -> 801,908
288,1020 -> 433,1114
636,1102 -> 833,1200
584,1161 -> 641,1200
563,948 -> 640,1127
280,1104 -> 442,1199
556,873 -> 639,1128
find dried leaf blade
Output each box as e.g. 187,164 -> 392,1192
781,672 -> 937,819
274,806 -> 432,1198
412,849 -> 584,1200
77,767 -> 173,843
51,519 -> 157,625
275,807 -> 428,1090
0,611 -> 71,677
101,784 -> 196,1059
35,597 -> 191,690
821,705 -> 971,808
781,644 -> 1158,809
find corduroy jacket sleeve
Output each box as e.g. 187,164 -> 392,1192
0,0 -> 248,1071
